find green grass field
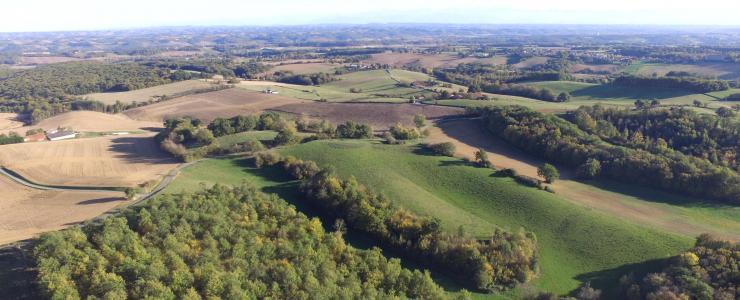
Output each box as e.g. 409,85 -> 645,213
215,130 -> 278,148
623,62 -> 740,81
165,139 -> 697,298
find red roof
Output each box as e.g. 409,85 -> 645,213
23,133 -> 47,142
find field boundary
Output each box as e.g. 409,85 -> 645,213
0,167 -> 125,192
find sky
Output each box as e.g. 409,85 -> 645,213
2,0 -> 739,32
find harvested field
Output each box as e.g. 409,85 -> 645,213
84,79 -> 220,105
124,88 -> 306,122
427,118 -> 740,241
269,102 -> 464,129
570,63 -> 621,73
0,111 -> 162,135
0,175 -> 125,244
627,62 -> 740,80
267,62 -> 340,75
0,113 -> 24,131
513,56 -> 549,69
0,133 -> 178,187
366,52 -> 506,68
18,56 -> 81,65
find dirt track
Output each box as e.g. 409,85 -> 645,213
427,118 -> 740,241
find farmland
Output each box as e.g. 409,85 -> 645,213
266,62 -> 341,75
0,111 -> 162,136
0,175 -> 125,244
163,139 -> 700,298
623,62 -> 740,80
0,133 -> 178,187
124,88 -> 306,122
270,102 -> 463,129
83,79 -> 220,105
366,52 -> 508,68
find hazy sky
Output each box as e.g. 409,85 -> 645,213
2,0 -> 739,32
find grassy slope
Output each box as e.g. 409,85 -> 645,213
215,130 -> 278,148
165,140 -> 692,298
238,69 -> 433,103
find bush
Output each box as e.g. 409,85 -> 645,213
428,142 -> 456,157
576,158 -> 601,179
230,139 -> 264,153
336,121 -> 372,139
253,151 -> 282,168
389,123 -> 421,140
383,131 -> 402,144
537,163 -> 559,183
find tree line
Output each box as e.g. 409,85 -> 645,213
618,234 -> 737,300
34,184 -> 452,299
433,67 -> 570,102
612,75 -> 729,93
272,71 -> 337,86
570,105 -> 740,171
254,152 -> 540,292
476,105 -> 740,204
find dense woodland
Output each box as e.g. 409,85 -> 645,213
477,106 -> 740,204
619,234 -> 738,300
253,153 -> 539,292
34,185 -> 451,299
612,75 -> 729,93
570,105 -> 739,170
273,71 -> 337,86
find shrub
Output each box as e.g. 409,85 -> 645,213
230,139 -> 265,153
336,121 -> 372,139
428,142 -> 456,157
389,123 -> 421,140
537,163 -> 559,183
253,151 -> 282,168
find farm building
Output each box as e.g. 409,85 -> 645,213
23,133 -> 47,142
46,130 -> 76,141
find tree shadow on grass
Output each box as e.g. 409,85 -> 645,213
583,178 -> 735,209
572,257 -> 668,299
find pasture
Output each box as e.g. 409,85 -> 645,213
427,118 -> 740,241
215,130 -> 279,148
164,140 -> 693,298
623,62 -> 740,80
124,88 -> 306,122
366,52 -> 507,69
0,133 -> 178,187
83,79 -> 219,105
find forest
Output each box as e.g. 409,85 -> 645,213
618,234 -> 737,300
33,184 -> 451,299
612,75 -> 730,93
570,105 -> 739,170
476,105 -> 740,204
253,153 -> 540,292
433,66 -> 568,102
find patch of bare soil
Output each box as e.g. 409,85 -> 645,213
270,102 -> 465,130
124,88 -> 306,122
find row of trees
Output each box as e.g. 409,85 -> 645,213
0,132 -> 23,145
612,75 -> 729,93
476,105 -> 740,204
34,184 -> 451,299
253,152 -> 539,292
618,234 -> 737,300
273,71 -> 336,86
570,105 -> 740,171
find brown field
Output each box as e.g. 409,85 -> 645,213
366,52 -> 506,68
18,56 -> 81,65
570,63 -> 621,73
84,79 -> 219,105
512,56 -> 549,69
267,62 -> 340,75
0,133 -> 178,187
0,113 -> 24,131
427,118 -> 739,240
0,176 -> 126,244
0,111 -> 162,135
124,88 -> 306,122
269,102 -> 464,129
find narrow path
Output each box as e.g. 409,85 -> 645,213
426,118 -> 740,241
